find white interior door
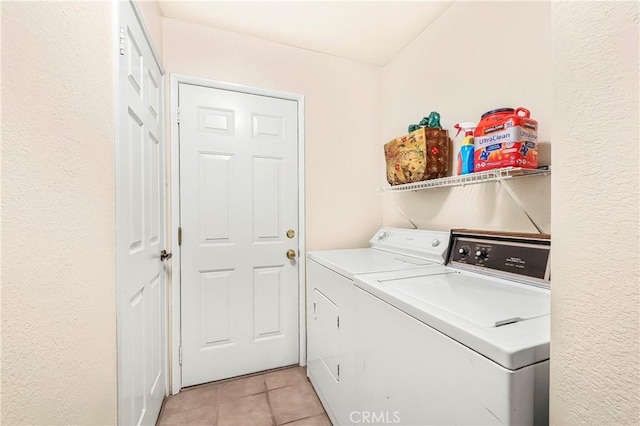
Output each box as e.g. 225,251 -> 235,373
179,83 -> 299,387
116,1 -> 166,424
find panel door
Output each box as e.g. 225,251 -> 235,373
116,2 -> 167,425
179,83 -> 299,387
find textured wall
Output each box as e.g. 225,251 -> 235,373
1,2 -> 117,424
162,18 -> 383,250
550,2 -> 640,424
381,1 -> 552,233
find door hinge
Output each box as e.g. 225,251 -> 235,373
178,227 -> 182,245
179,346 -> 183,365
176,107 -> 181,124
119,27 -> 125,56
337,316 -> 340,329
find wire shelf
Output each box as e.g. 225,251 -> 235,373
380,167 -> 550,193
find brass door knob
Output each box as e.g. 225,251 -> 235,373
286,249 -> 296,260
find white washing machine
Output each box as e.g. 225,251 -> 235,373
353,230 -> 551,425
306,227 -> 450,425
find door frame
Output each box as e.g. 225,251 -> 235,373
169,74 -> 306,394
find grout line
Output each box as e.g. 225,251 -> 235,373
279,413 -> 323,426
268,381 -> 327,425
214,385 -> 220,426
265,376 -> 310,393
265,386 -> 278,426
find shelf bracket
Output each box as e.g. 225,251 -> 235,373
392,200 -> 418,229
495,175 -> 545,234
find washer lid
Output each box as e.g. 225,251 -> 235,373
308,248 -> 437,280
354,268 -> 550,370
307,227 -> 450,279
383,272 -> 549,328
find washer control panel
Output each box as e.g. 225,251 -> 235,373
449,231 -> 551,285
369,227 -> 450,264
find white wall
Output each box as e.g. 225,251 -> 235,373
382,1 -> 551,233
550,2 -> 640,424
1,2 -> 117,424
162,18 -> 383,250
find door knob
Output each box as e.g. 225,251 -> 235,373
160,250 -> 172,261
286,249 -> 296,260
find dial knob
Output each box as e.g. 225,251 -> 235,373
458,247 -> 469,257
431,239 -> 440,247
377,231 -> 388,240
476,250 -> 488,260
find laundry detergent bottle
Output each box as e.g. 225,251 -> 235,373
454,122 -> 476,175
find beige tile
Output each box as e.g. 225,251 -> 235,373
162,383 -> 218,414
264,367 -> 308,390
218,374 -> 267,402
218,393 -> 274,426
157,405 -> 217,426
269,383 -> 325,425
282,414 -> 332,426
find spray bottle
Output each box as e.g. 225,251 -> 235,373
454,122 -> 476,175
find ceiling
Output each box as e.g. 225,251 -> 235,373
158,1 -> 454,66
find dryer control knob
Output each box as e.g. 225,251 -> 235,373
458,247 -> 469,256
377,231 -> 389,240
476,250 -> 488,260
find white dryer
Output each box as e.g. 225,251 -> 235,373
306,227 -> 449,425
353,230 -> 551,425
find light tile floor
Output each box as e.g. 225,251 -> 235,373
157,366 -> 332,426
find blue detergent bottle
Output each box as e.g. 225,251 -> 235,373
454,122 -> 476,175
